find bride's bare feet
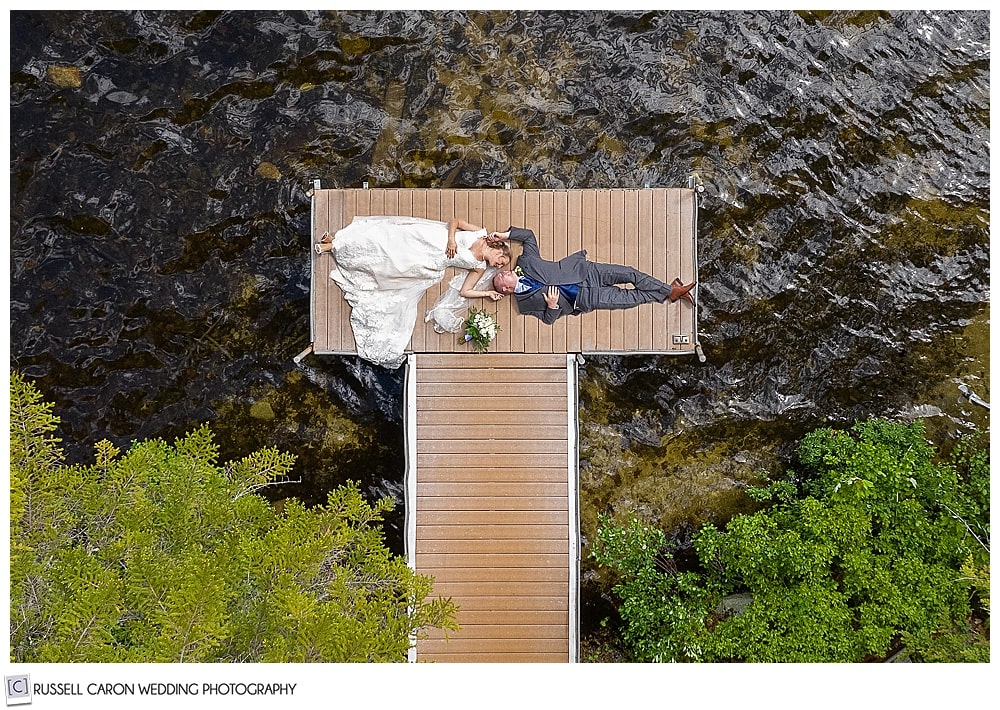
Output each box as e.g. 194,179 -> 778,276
314,231 -> 332,254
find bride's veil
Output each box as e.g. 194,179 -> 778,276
424,266 -> 499,333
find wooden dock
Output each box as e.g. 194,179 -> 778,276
406,354 -> 578,663
305,186 -> 700,662
309,187 -> 700,358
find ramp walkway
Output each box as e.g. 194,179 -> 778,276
406,353 -> 577,662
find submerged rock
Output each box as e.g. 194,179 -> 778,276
47,65 -> 82,88
249,400 -> 275,420
255,162 -> 281,180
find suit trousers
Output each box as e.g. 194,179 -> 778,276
574,262 -> 671,312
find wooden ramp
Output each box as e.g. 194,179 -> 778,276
309,187 -> 700,359
405,354 -> 579,663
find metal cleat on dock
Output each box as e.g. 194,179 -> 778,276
957,383 -> 990,410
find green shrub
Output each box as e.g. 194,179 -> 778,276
592,419 -> 989,662
9,373 -> 457,662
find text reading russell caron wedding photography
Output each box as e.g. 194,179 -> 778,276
18,680 -> 296,699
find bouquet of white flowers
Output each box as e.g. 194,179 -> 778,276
461,307 -> 500,353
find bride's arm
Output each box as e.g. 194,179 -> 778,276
446,218 -> 482,258
449,218 -> 481,231
458,269 -> 504,301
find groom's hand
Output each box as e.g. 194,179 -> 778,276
544,286 -> 560,309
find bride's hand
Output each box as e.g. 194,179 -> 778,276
487,291 -> 504,301
446,238 -> 457,258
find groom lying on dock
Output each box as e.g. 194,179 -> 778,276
490,226 -> 695,325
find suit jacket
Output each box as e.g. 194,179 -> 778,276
507,226 -> 589,324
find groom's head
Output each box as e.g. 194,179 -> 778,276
493,270 -> 518,295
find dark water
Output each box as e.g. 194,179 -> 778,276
9,10 -> 989,642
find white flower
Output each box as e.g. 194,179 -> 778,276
461,306 -> 500,353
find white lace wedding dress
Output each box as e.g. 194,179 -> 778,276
329,215 -> 487,368
425,267 -> 499,333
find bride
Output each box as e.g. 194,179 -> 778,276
315,215 -> 510,368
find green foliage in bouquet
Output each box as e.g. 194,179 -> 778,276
461,306 -> 500,353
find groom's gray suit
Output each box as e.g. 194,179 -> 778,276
506,227 -> 673,325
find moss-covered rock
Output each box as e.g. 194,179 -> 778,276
255,162 -> 281,180
249,400 -> 275,421
47,66 -> 82,88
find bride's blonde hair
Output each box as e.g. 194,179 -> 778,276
492,240 -> 512,262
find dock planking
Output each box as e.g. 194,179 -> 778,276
310,187 -> 698,358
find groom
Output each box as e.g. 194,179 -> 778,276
490,226 -> 695,325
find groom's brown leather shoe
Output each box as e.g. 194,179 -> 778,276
669,278 -> 695,305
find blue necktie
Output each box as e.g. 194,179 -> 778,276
517,275 -> 579,305
517,274 -> 545,294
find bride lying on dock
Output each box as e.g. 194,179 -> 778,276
315,215 -> 510,368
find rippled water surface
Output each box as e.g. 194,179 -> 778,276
9,10 -> 989,646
